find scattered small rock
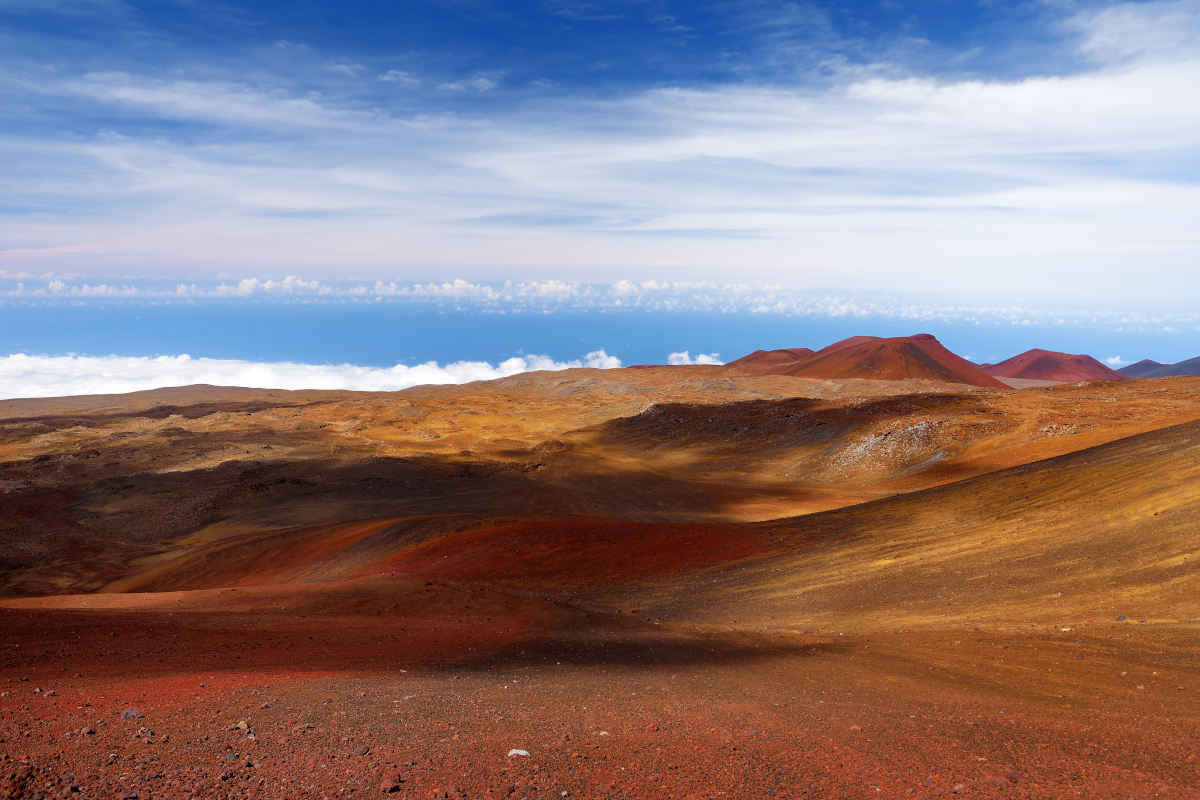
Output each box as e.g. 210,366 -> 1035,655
379,769 -> 405,793
120,708 -> 144,720
507,749 -> 530,758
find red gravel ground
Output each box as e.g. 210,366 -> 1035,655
5,378 -> 1200,798
3,578 -> 1198,799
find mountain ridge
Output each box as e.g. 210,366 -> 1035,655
981,348 -> 1126,382
726,333 -> 1007,388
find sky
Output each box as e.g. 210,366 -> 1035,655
1,0 -> 1199,396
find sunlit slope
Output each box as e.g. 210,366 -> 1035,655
106,415 -> 1200,630
6,373 -> 1200,597
570,378 -> 1200,513
595,418 -> 1200,632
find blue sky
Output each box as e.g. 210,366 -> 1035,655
2,1 -> 1200,398
1,0 -> 1198,304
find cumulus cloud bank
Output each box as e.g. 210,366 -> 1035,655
8,275 -> 1193,329
667,351 -> 723,366
0,350 -> 622,400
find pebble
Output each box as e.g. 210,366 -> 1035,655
507,749 -> 530,758
379,768 -> 405,793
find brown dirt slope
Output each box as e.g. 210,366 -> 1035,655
5,373 -> 1200,595
593,417 -> 1200,632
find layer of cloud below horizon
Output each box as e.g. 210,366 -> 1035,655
0,350 -> 648,400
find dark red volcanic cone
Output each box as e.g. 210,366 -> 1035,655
728,334 -> 1007,388
982,349 -> 1127,382
725,347 -> 816,375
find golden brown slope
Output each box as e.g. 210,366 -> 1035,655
5,372 -> 1200,596
591,417 -> 1200,632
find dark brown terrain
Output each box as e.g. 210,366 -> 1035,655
3,346 -> 1200,799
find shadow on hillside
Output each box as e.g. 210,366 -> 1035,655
450,625 -> 837,670
448,609 -> 835,671
0,605 -> 836,677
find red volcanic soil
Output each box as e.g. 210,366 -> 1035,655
3,592 -> 1199,799
6,378 -> 1200,798
982,348 -> 1127,383
730,334 -> 1006,388
375,518 -> 770,588
724,347 -> 816,375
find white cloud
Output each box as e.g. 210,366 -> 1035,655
1105,355 -> 1128,366
210,275 -> 326,296
438,76 -> 499,92
0,350 -> 623,400
3,3 -> 1199,303
378,70 -> 421,87
1071,0 -> 1200,65
69,73 -> 375,130
9,276 -> 1200,328
328,63 -> 364,77
667,351 -> 723,365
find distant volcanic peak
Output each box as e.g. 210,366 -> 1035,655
729,333 -> 1005,388
1158,356 -> 1200,377
982,349 -> 1128,382
789,333 -> 1007,388
727,347 -> 815,364
1119,356 -> 1200,379
819,335 -> 883,353
725,347 -> 816,375
1119,359 -> 1166,378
